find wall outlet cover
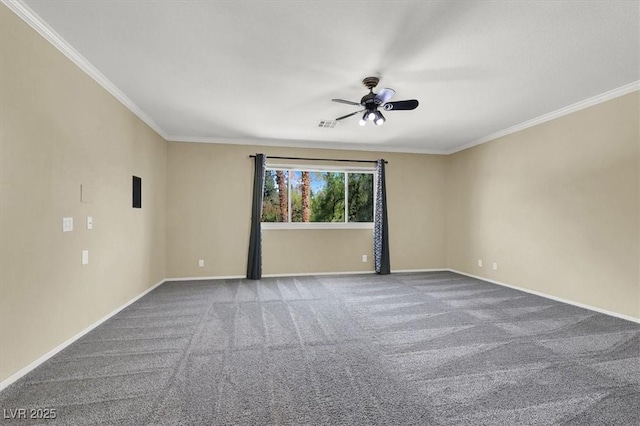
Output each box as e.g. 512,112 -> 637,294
63,217 -> 73,232
82,250 -> 89,265
478,259 -> 483,267
493,262 -> 498,270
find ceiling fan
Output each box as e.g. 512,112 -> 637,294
332,76 -> 419,126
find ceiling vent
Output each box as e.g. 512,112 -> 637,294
318,120 -> 338,128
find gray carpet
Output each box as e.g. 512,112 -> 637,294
1,271 -> 639,425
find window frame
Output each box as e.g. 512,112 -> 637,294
261,163 -> 376,230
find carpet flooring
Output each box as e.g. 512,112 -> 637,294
1,271 -> 639,425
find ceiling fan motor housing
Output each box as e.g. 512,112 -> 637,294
361,77 -> 383,112
360,92 -> 377,108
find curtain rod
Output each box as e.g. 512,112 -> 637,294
249,155 -> 387,164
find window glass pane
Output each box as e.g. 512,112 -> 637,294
290,171 -> 303,222
348,173 -> 374,222
262,169 -> 288,222
309,172 -> 345,222
290,171 -> 345,222
262,169 -> 371,224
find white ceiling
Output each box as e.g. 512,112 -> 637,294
11,0 -> 640,154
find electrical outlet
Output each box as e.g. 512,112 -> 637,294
87,216 -> 93,230
82,250 -> 89,265
478,259 -> 483,267
198,259 -> 204,267
492,262 -> 498,270
362,255 -> 368,263
63,217 -> 73,232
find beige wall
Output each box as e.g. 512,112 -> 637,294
2,0 -> 638,388
166,143 -> 448,277
446,92 -> 640,318
0,5 -> 167,382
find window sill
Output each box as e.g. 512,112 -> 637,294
262,222 -> 374,230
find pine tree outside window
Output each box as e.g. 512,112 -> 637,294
261,166 -> 375,229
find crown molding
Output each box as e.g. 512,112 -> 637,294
447,80 -> 640,154
167,135 -> 449,155
2,0 -> 170,140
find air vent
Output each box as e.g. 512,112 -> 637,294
318,120 -> 338,128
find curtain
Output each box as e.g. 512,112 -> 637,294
374,159 -> 390,274
247,154 -> 266,280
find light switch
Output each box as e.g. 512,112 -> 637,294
87,216 -> 93,230
82,250 -> 89,265
63,217 -> 73,232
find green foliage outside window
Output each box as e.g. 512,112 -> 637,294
348,173 -> 374,222
309,172 -> 344,222
261,169 -> 373,223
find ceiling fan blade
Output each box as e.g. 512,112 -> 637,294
374,88 -> 396,104
332,98 -> 361,106
382,99 -> 419,111
335,109 -> 364,121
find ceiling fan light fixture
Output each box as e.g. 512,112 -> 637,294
332,76 -> 419,126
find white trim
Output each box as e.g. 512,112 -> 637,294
449,269 -> 640,324
1,0 -> 169,140
0,278 -> 166,392
262,270 -> 374,278
168,135 -> 449,155
262,222 -> 374,230
344,172 -> 349,221
392,268 -> 449,274
165,275 -> 245,281
165,271 -> 376,280
164,269 -> 447,280
447,81 -> 640,154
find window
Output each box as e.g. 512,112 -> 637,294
262,167 -> 374,228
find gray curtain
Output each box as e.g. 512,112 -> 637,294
247,154 -> 266,280
374,159 -> 390,274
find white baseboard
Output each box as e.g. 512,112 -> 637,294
265,268 -> 450,277
166,269 -> 447,280
392,268 -> 449,274
0,278 -> 166,392
165,275 -> 245,281
448,269 -> 640,324
263,270 -> 374,278
166,271 -> 376,281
